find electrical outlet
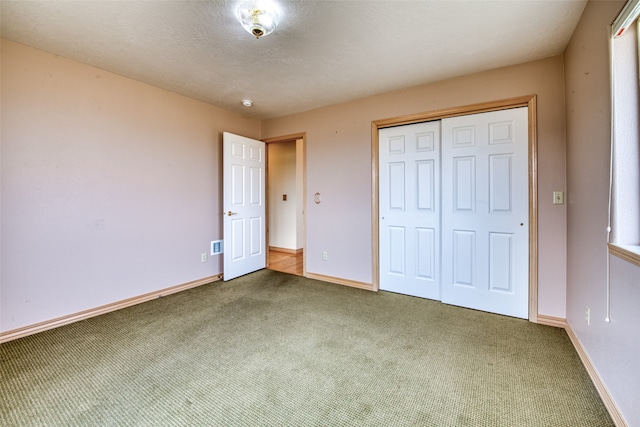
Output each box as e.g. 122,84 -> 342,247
201,253 -> 207,263
322,251 -> 328,261
585,307 -> 590,326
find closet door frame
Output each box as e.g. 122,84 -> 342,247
371,95 -> 538,323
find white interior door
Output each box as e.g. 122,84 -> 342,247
441,107 -> 529,319
223,132 -> 266,281
379,121 -> 441,300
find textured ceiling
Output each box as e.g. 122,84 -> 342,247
1,0 -> 588,120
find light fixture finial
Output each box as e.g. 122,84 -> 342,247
236,1 -> 280,39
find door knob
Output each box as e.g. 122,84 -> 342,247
227,211 -> 237,216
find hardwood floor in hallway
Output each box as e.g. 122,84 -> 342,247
268,249 -> 303,276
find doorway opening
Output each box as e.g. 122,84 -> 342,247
264,133 -> 306,276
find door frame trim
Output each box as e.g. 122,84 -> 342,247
262,132 -> 307,278
371,95 -> 538,322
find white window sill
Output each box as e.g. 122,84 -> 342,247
608,243 -> 640,268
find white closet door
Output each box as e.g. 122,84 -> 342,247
441,107 -> 529,319
379,121 -> 441,300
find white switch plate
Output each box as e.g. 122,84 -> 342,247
553,191 -> 564,205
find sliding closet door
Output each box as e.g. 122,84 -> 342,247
379,121 -> 441,300
440,107 -> 529,319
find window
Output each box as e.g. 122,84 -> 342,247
610,0 -> 640,265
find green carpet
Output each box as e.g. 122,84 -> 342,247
1,269 -> 613,426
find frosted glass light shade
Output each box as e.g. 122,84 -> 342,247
236,1 -> 280,39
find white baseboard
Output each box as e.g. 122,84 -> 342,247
564,323 -> 628,427
0,274 -> 222,344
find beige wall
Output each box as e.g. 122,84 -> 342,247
263,56 -> 568,318
268,141 -> 297,250
295,139 -> 304,249
0,39 -> 261,331
565,1 -> 639,425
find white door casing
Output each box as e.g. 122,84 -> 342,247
441,107 -> 529,319
379,121 -> 441,300
223,132 -> 266,281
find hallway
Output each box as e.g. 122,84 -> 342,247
268,249 -> 303,276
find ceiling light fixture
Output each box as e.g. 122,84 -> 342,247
236,1 -> 280,39
242,99 -> 253,107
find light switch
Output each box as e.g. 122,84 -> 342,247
283,194 -> 287,201
553,191 -> 564,205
